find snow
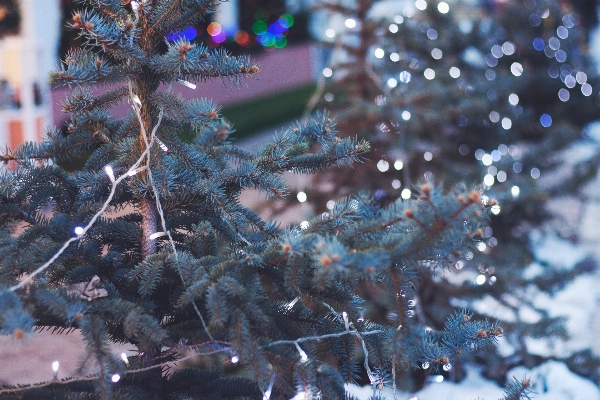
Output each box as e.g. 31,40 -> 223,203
529,231 -> 586,271
469,294 -> 517,322
527,274 -> 599,358
344,366 -> 504,400
508,361 -> 600,400
342,361 -> 600,400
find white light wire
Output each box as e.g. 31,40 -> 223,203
9,148 -> 152,291
128,83 -> 215,342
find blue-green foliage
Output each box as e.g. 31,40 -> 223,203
0,0 -> 519,399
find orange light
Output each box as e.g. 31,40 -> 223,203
234,30 -> 250,46
207,22 -> 222,36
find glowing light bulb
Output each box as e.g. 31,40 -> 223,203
377,160 -> 390,172
510,186 -> 521,199
104,165 -> 115,182
74,227 -> 84,235
511,62 -> 523,76
111,374 -> 120,383
231,355 -> 239,364
431,48 -> 443,59
476,275 -> 486,285
297,192 -> 307,202
437,2 -> 449,13
341,311 -> 350,331
424,68 -> 435,80
121,353 -> 129,364
483,174 -> 495,186
399,71 -> 411,83
401,189 -> 411,199
299,350 -> 308,362
345,18 -> 356,29
394,160 -> 404,170
52,361 -> 59,372
286,297 -> 300,310
401,111 -> 411,121
501,117 -> 512,130
322,68 -> 333,78
481,154 -> 493,166
449,66 -> 460,78
156,138 -> 169,152
177,79 -> 196,89
374,48 -> 385,58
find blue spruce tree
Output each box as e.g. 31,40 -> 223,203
0,0 -> 532,399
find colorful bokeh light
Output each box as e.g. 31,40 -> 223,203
207,22 -> 226,43
252,21 -> 267,35
275,36 -> 287,48
166,26 -> 198,41
254,14 -> 292,49
201,13 -> 293,49
279,14 -> 294,28
212,30 -> 227,43
235,30 -> 251,46
207,22 -> 222,36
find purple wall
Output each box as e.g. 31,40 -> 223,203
50,43 -> 315,127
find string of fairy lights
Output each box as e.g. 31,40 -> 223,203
2,80 -> 395,398
7,0 -> 589,396
318,0 -> 593,207
3,26 -> 395,398
311,0 -> 597,291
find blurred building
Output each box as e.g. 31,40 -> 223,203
0,0 -> 60,150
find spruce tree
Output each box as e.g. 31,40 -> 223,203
0,0 -> 535,399
308,0 -> 600,389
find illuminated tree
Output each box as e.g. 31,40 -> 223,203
308,0 -> 600,388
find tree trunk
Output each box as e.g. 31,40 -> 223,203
140,195 -> 158,258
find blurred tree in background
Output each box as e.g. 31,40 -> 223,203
306,0 -> 600,391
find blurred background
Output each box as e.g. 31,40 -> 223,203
3,0 -> 600,398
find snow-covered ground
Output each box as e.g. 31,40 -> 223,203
344,361 -> 600,400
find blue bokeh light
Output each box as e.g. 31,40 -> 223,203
268,21 -> 286,35
166,26 -> 197,41
258,32 -> 276,46
540,114 -> 552,127
533,38 -> 544,51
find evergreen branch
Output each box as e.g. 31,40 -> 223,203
499,376 -> 534,400
8,121 -> 159,291
50,48 -> 131,86
149,0 -> 218,37
0,347 -> 229,395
